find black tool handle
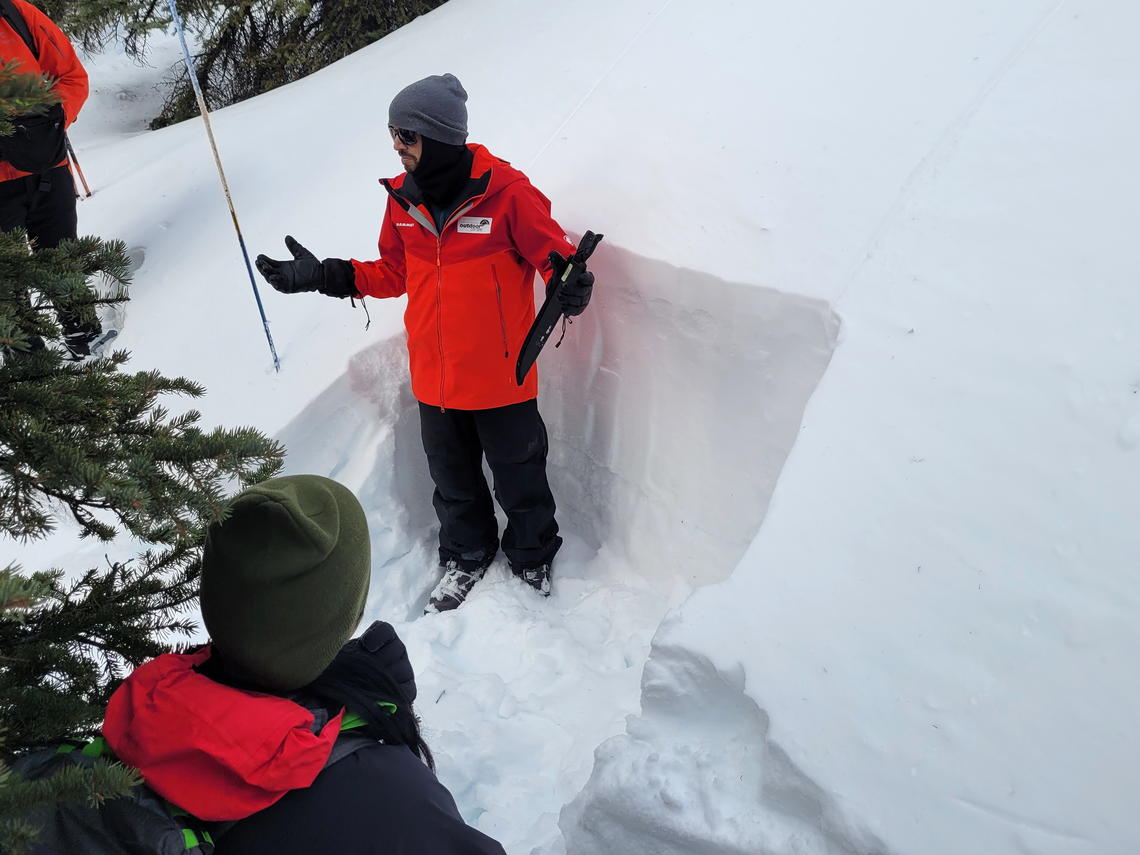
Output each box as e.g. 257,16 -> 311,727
572,230 -> 603,264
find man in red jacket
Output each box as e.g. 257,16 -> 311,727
0,0 -> 101,358
257,74 -> 595,612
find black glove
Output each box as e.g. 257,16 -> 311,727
255,236 -> 357,299
547,251 -> 594,317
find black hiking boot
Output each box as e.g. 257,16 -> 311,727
61,322 -> 101,361
512,563 -> 552,597
425,559 -> 490,614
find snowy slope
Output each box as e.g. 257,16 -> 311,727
19,0 -> 1138,852
558,3 -> 1140,855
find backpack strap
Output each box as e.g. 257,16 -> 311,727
200,731 -> 376,849
0,0 -> 38,60
326,730 -> 378,767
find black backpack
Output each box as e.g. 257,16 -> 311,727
10,727 -> 376,854
0,0 -> 69,173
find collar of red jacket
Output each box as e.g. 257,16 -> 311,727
101,646 -> 342,822
386,142 -> 522,198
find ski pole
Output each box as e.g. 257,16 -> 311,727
165,0 -> 281,373
65,136 -> 91,197
67,161 -> 80,199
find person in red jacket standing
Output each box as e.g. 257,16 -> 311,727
256,73 -> 596,612
0,0 -> 102,358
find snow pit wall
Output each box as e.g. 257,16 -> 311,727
539,245 -> 838,591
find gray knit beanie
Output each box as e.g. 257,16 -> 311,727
389,73 -> 469,145
201,475 -> 371,693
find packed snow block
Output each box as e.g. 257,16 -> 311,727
560,634 -> 891,855
538,245 -> 838,589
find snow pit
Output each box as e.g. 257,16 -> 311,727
276,244 -> 838,605
265,246 -> 841,855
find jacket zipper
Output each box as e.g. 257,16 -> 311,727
492,265 -> 509,358
405,191 -> 488,412
435,237 -> 445,411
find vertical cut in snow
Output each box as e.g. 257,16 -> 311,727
540,245 -> 839,591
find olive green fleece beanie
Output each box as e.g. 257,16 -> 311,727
201,475 -> 371,692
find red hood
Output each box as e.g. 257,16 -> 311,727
102,647 -> 342,822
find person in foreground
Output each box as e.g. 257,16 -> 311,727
101,474 -> 506,854
255,73 -> 596,612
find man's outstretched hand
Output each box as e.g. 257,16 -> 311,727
256,236 -> 357,298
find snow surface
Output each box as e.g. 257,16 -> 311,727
13,0 -> 1140,852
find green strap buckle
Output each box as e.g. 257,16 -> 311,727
80,737 -> 111,758
339,702 -> 398,732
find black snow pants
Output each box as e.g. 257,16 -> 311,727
0,166 -> 77,250
0,166 -> 99,339
418,398 -> 562,570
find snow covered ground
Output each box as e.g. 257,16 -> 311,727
16,0 -> 1140,852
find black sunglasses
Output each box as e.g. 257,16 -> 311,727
388,126 -> 420,146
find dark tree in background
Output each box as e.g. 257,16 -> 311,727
32,0 -> 217,58
34,0 -> 448,127
152,0 -> 449,127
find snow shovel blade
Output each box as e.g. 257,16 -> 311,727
514,230 -> 603,386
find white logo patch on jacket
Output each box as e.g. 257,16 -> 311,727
457,217 -> 493,235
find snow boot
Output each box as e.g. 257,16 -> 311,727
512,563 -> 552,597
88,328 -> 119,357
425,558 -> 491,614
60,319 -> 102,361
61,330 -> 91,360
62,328 -> 118,361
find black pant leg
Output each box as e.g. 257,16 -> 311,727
24,166 -> 77,250
0,175 -> 34,235
418,402 -> 499,566
474,399 -> 561,569
1,176 -> 46,350
29,168 -> 97,337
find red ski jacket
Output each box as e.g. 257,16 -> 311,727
351,144 -> 575,411
0,0 -> 88,182
102,647 -> 342,821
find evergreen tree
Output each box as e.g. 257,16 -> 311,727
0,223 -> 285,748
29,0 -> 448,127
32,0 -> 219,59
0,60 -> 284,846
0,569 -> 140,855
151,0 -> 449,127
0,60 -> 58,122
0,63 -> 139,854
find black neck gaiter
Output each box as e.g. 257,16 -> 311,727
413,137 -> 473,210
